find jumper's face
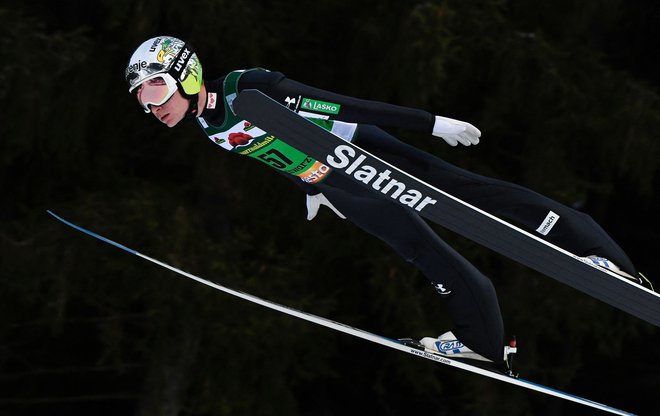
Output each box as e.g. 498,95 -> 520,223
135,76 -> 188,127
149,90 -> 188,127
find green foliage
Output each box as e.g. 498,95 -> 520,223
1,0 -> 659,415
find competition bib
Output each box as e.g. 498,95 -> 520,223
197,69 -> 356,184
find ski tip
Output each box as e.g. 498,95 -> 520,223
47,209 -> 85,231
47,209 -> 62,221
46,210 -> 138,255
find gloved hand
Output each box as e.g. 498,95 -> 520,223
306,193 -> 346,221
432,115 -> 481,146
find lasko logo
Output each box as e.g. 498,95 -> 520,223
326,145 -> 437,212
174,48 -> 191,72
301,98 -> 341,115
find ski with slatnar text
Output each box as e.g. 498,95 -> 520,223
232,89 -> 660,328
47,210 -> 635,415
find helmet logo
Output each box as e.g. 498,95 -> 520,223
175,48 -> 191,72
126,37 -> 202,96
127,60 -> 148,74
148,37 -> 162,52
157,39 -> 176,63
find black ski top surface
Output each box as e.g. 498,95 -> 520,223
233,89 -> 660,328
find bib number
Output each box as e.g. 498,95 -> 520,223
257,149 -> 293,170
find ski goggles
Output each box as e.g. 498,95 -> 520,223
134,74 -> 178,113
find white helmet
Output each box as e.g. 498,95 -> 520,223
125,36 -> 203,113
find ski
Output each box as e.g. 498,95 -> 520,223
48,210 -> 634,415
232,89 -> 660,328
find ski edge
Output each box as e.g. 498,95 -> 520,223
47,210 -> 636,416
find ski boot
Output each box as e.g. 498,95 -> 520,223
419,331 -> 492,361
585,255 -> 654,291
401,332 -> 519,377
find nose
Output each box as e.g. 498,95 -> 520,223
151,104 -> 165,115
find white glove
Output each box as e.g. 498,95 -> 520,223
306,193 -> 346,221
432,115 -> 481,146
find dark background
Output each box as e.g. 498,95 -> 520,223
1,0 -> 659,415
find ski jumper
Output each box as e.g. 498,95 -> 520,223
196,68 -> 637,362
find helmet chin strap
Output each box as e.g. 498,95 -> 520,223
177,82 -> 198,118
184,93 -> 199,119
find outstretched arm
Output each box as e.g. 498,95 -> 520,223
238,69 -> 481,147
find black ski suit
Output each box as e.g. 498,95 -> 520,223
197,69 -> 637,362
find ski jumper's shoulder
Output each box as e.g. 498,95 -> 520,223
237,68 -> 286,88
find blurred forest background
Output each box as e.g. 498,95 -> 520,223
1,0 -> 659,415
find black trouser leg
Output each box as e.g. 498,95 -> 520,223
356,126 -> 637,275
318,176 -> 505,362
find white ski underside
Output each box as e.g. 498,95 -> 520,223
48,210 -> 634,416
